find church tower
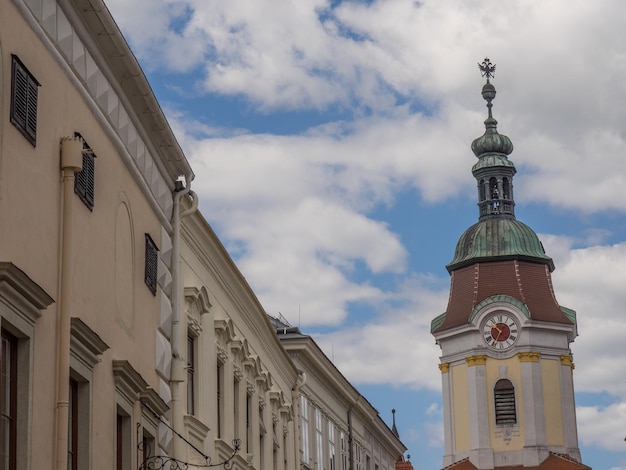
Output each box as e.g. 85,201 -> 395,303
431,59 -> 589,470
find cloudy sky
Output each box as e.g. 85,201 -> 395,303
105,0 -> 626,468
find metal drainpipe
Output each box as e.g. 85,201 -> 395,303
170,176 -> 197,459
55,137 -> 83,470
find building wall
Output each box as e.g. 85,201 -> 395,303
0,0 -> 187,468
180,211 -> 299,470
278,333 -> 406,470
0,2 -> 408,470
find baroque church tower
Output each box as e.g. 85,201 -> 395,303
430,60 -> 590,470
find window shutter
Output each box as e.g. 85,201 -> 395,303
144,235 -> 158,295
10,55 -> 39,146
494,379 -> 517,425
82,152 -> 95,208
73,133 -> 96,211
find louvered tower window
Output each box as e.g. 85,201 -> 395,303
73,133 -> 96,210
144,234 -> 158,295
494,379 -> 517,425
10,55 -> 40,146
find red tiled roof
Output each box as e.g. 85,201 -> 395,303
435,260 -> 572,332
396,461 -> 415,470
442,453 -> 591,470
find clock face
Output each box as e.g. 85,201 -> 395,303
483,313 -> 518,349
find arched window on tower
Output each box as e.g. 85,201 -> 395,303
489,177 -> 500,213
502,177 -> 510,200
494,379 -> 517,425
479,179 -> 486,202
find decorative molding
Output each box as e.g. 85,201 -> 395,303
233,364 -> 243,381
70,317 -> 109,370
0,262 -> 54,325
187,313 -> 202,335
470,295 -> 530,322
113,360 -> 148,405
185,286 -> 211,315
518,352 -> 541,363
466,355 -> 487,366
184,414 -> 210,446
560,355 -> 575,369
494,426 -> 520,446
216,344 -> 228,364
214,318 -> 236,344
439,362 -> 450,373
140,388 -> 170,428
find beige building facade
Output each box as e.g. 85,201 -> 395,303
1,1 -> 407,470
0,0 -> 193,468
271,317 -> 407,470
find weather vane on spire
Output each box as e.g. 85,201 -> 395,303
478,57 -> 496,80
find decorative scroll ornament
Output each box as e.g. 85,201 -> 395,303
138,402 -> 241,470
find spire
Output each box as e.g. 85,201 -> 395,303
391,408 -> 399,438
445,58 -> 554,273
470,58 -> 516,220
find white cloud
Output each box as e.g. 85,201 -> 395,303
549,242 -> 626,398
577,403 -> 626,452
314,275 -> 449,389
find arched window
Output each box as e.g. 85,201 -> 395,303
502,177 -> 510,200
479,179 -> 486,202
489,177 -> 500,213
489,177 -> 499,199
494,379 -> 516,425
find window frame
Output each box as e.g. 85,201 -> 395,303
0,263 -> 54,470
1,329 -> 18,470
10,55 -> 39,147
300,395 -> 310,465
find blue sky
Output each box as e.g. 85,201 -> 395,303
106,1 -> 626,468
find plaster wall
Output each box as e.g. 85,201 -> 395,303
541,358 -> 564,446
484,356 -> 524,452
451,362 -> 470,451
0,0 -> 178,467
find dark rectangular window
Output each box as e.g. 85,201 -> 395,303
217,362 -> 223,438
141,429 -> 155,465
186,334 -> 195,415
0,330 -> 17,470
10,55 -> 39,147
144,234 -> 158,295
73,133 -> 96,211
68,379 -> 78,470
116,410 -> 131,470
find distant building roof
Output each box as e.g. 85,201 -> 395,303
443,453 -> 592,470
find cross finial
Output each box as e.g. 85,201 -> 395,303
478,57 -> 496,80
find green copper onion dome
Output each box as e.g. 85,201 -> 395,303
447,59 -> 554,273
447,218 -> 554,272
471,82 -> 514,158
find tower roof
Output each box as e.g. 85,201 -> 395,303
448,59 -> 553,271
448,218 -> 554,272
